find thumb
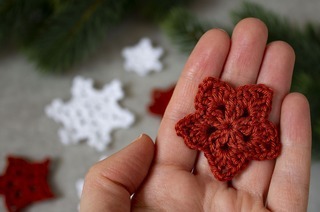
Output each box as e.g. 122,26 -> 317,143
80,134 -> 155,212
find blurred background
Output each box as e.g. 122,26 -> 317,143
0,0 -> 319,211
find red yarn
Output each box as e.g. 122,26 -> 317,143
175,77 -> 281,181
148,85 -> 175,116
0,156 -> 54,212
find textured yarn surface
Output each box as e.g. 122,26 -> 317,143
175,77 -> 281,181
45,76 -> 134,152
0,156 -> 54,212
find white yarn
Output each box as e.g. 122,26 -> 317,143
45,76 -> 134,151
122,37 -> 164,76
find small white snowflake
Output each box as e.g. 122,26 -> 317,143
122,37 -> 164,76
45,76 -> 134,151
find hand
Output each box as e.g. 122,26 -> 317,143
80,18 -> 311,211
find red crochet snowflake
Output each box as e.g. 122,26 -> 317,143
148,85 -> 175,116
0,156 -> 54,212
175,77 -> 281,181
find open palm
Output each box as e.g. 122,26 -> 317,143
80,18 -> 311,212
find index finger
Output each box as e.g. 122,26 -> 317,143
155,29 -> 230,171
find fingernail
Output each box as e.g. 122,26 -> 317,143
133,133 -> 154,143
132,133 -> 144,143
216,28 -> 228,34
138,133 -> 144,139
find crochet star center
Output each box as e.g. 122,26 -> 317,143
175,77 -> 281,181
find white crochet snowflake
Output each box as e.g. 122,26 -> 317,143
122,37 -> 164,76
45,76 -> 134,151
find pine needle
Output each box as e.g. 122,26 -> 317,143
162,7 -> 213,53
0,0 -> 53,47
24,0 -> 127,73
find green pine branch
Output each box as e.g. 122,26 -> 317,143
132,0 -> 193,22
0,0 -> 53,47
24,0 -> 127,73
162,8 -> 213,53
0,0 -> 193,72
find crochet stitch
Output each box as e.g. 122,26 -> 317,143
45,76 -> 135,151
0,156 -> 54,212
175,77 -> 281,181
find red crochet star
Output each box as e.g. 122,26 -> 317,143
148,85 -> 175,116
0,156 -> 54,212
175,77 -> 281,181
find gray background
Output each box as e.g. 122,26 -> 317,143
0,0 -> 319,211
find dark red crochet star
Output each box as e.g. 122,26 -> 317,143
148,85 -> 175,116
175,77 -> 281,181
0,156 -> 54,212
